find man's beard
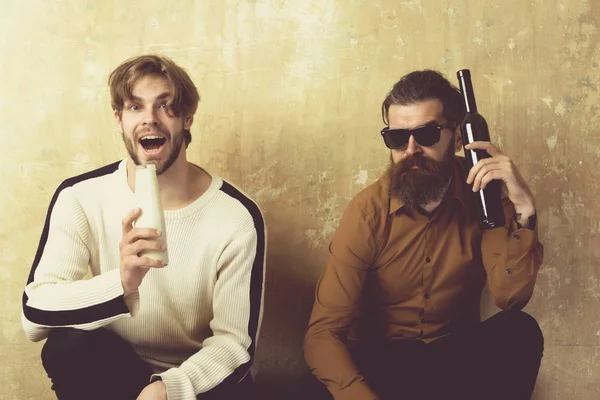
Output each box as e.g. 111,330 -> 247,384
389,143 -> 456,210
122,126 -> 184,175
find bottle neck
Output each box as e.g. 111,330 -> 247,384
459,75 -> 478,114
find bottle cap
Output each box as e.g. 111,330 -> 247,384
135,164 -> 157,171
457,69 -> 471,79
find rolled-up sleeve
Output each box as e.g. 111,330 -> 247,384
482,199 -> 543,310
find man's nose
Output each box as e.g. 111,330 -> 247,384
142,107 -> 159,125
404,135 -> 422,156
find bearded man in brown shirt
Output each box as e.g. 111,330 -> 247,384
302,70 -> 543,400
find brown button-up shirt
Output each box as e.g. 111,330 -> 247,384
304,157 -> 543,400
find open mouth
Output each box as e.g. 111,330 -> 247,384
139,136 -> 167,154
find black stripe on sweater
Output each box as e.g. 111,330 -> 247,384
22,161 -> 130,326
214,181 -> 266,386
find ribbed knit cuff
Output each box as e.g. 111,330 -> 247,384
153,368 -> 197,400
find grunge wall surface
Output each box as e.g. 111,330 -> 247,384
1,1 -> 598,398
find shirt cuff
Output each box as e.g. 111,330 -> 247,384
332,380 -> 380,400
508,218 -> 539,247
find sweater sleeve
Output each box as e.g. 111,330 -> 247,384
21,186 -> 130,342
154,227 -> 265,399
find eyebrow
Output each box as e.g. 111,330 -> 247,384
128,92 -> 172,103
418,120 -> 441,128
389,120 -> 441,131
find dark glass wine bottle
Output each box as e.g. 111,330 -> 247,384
457,69 -> 505,229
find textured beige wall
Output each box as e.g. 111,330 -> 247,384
1,1 -> 599,399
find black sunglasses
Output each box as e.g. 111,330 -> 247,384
380,123 -> 454,150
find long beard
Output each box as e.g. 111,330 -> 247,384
122,126 -> 184,175
389,144 -> 455,210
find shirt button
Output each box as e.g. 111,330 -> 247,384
418,329 -> 424,337
513,234 -> 520,239
426,257 -> 431,263
505,268 -> 512,275
420,318 -> 425,324
424,292 -> 430,299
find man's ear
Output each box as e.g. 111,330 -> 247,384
454,125 -> 463,153
184,115 -> 194,130
114,110 -> 123,132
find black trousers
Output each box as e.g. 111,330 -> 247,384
41,327 -> 256,400
298,310 -> 544,400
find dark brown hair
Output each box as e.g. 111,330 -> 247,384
381,70 -> 465,126
108,55 -> 200,146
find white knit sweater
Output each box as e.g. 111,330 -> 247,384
22,159 -> 266,400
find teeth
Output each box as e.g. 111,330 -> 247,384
141,136 -> 162,141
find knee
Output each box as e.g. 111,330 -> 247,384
497,310 -> 544,354
41,328 -> 100,376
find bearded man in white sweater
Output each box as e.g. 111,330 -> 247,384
21,55 -> 266,400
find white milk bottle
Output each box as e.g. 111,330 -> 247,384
134,164 -> 169,265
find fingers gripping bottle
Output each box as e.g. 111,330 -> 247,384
134,164 -> 169,265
